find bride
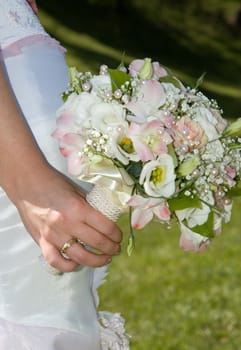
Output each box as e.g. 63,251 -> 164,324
0,0 -> 129,348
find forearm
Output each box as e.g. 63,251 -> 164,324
0,63 -> 49,201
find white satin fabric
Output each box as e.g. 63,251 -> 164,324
0,1 -> 103,348
0,43 -> 104,349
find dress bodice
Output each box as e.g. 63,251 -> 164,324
0,0 -> 47,48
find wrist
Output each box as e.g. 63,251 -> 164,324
1,155 -> 53,205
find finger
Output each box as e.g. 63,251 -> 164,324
41,241 -> 78,273
73,224 -> 121,256
65,235 -> 120,259
64,243 -> 112,267
83,204 -> 123,243
41,232 -> 115,269
42,220 -> 120,257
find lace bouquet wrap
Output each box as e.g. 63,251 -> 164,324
53,58 -> 241,253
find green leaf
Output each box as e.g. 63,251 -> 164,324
69,66 -> 78,85
168,195 -> 202,211
125,161 -> 143,179
226,143 -> 241,150
228,179 -> 241,197
222,118 -> 241,137
194,72 -> 206,89
108,68 -> 131,91
177,157 -> 200,177
190,211 -> 215,238
168,144 -> 178,168
62,91 -> 69,102
159,75 -> 182,89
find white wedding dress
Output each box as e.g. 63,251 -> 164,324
0,1 -> 129,349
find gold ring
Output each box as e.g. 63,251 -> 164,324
77,239 -> 87,248
60,238 -> 79,260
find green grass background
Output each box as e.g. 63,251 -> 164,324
38,1 -> 241,348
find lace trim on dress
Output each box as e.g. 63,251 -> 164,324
92,267 -> 130,350
98,312 -> 131,350
0,34 -> 66,59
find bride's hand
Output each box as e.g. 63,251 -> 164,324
12,166 -> 122,272
26,0 -> 38,14
0,63 -> 122,273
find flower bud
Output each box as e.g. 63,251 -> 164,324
69,66 -> 78,85
139,58 -> 153,80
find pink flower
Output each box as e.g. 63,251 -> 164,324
52,112 -> 78,140
212,109 -> 228,133
172,116 -> 208,152
179,222 -> 210,252
122,120 -> 172,161
127,195 -> 171,229
129,59 -> 168,80
226,166 -> 236,179
57,133 -> 88,175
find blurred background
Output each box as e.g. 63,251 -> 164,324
38,1 -> 241,349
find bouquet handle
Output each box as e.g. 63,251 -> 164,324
86,184 -> 124,223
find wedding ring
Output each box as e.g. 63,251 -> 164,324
77,239 -> 87,248
77,239 -> 101,254
60,238 -> 79,260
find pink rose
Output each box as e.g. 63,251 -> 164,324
172,116 -> 208,152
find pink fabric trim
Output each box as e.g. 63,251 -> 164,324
0,34 -> 66,59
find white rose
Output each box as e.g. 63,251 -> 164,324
139,154 -> 176,197
57,92 -> 101,128
192,106 -> 219,140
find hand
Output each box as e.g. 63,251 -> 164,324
26,0 -> 38,15
13,166 -> 122,272
0,62 -> 122,274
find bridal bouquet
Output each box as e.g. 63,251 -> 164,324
53,58 -> 241,255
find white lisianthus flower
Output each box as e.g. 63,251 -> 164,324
105,129 -> 130,165
139,154 -> 176,197
90,101 -> 127,134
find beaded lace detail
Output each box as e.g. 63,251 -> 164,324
0,0 -> 64,57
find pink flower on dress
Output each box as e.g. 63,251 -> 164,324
127,195 -> 171,229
